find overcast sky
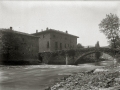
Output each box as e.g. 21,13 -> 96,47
0,1 -> 120,47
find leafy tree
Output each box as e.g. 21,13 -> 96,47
77,43 -> 84,49
109,37 -> 120,49
1,30 -> 23,64
95,41 -> 100,50
99,13 -> 120,49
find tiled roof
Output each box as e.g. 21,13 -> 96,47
32,29 -> 79,38
0,28 -> 39,38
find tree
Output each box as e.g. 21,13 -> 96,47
109,38 -> 120,49
95,41 -> 101,60
77,43 -> 84,49
95,41 -> 100,50
1,30 -> 23,64
99,13 -> 120,49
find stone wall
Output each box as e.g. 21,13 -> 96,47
50,32 -> 77,51
0,29 -> 39,65
40,50 -> 77,65
40,48 -> 115,65
37,33 -> 51,52
32,29 -> 78,52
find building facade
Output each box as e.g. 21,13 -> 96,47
32,28 -> 79,52
0,27 -> 39,64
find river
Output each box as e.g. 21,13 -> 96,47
0,60 -> 114,90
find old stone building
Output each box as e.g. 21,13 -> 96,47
0,27 -> 39,64
32,28 -> 79,52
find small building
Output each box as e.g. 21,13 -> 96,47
0,27 -> 39,64
32,28 -> 79,52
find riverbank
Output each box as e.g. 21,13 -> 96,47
48,65 -> 120,90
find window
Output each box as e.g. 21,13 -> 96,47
47,41 -> 49,48
55,42 -> 58,50
60,43 -> 62,50
65,44 -> 66,48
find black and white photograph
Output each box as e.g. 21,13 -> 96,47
0,0 -> 120,90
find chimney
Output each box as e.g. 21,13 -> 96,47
46,27 -> 48,30
66,30 -> 68,34
36,30 -> 38,33
10,27 -> 12,30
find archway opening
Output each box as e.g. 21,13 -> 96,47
74,51 -> 114,65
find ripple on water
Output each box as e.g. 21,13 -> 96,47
0,71 -> 8,82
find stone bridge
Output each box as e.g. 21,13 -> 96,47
73,47 -> 117,65
40,47 -> 119,65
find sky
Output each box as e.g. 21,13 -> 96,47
0,1 -> 120,47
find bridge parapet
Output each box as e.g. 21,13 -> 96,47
39,48 -> 117,65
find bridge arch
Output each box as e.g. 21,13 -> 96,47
74,50 -> 114,65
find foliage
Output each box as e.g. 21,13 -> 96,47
95,52 -> 101,60
95,41 -> 100,49
77,43 -> 84,49
109,38 -> 120,48
95,41 -> 101,59
99,13 -> 120,48
67,49 -> 75,56
1,30 -> 23,61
